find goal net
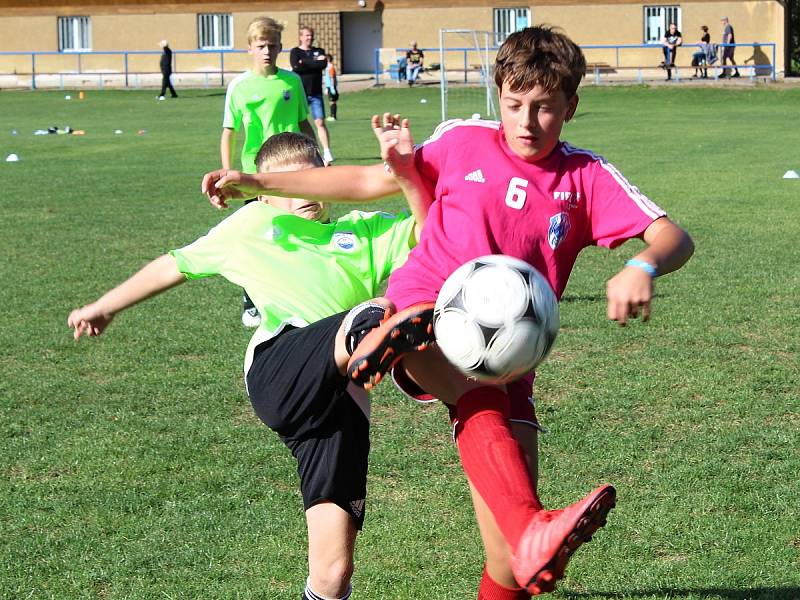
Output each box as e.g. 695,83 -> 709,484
439,29 -> 498,122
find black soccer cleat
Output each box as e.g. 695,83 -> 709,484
346,302 -> 436,389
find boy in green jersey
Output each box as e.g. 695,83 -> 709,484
68,123 -> 430,600
221,17 -> 317,174
221,16 -> 318,328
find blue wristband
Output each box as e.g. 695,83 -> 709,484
625,258 -> 658,278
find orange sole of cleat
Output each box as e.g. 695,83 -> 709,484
346,303 -> 435,388
523,486 -> 617,595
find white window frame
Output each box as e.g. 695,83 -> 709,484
493,8 -> 531,45
198,13 -> 233,50
58,16 -> 91,52
644,6 -> 682,45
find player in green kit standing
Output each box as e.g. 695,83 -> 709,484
221,16 -> 318,327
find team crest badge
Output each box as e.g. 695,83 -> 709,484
283,89 -> 292,101
266,225 -> 284,241
333,231 -> 356,251
548,212 -> 570,250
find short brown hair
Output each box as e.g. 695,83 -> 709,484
247,16 -> 283,45
494,26 -> 586,98
255,132 -> 324,172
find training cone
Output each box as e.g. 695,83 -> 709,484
6,153 -> 20,162
783,170 -> 799,179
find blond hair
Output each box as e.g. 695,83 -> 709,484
494,25 -> 586,98
247,16 -> 283,44
255,132 -> 323,172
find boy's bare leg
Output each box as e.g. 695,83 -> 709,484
315,119 -> 332,155
306,502 -> 357,597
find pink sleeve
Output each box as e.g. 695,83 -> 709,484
414,120 -> 461,185
414,144 -> 442,188
589,159 -> 666,248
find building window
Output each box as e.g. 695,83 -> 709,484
493,8 -> 530,45
58,16 -> 91,52
198,13 -> 233,49
644,6 -> 682,44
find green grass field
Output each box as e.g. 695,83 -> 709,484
1,84 -> 799,599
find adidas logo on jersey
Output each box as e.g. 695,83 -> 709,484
464,169 -> 486,183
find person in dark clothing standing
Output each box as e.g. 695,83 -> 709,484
158,40 -> 178,100
289,26 -> 333,163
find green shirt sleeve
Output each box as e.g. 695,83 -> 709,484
170,211 -> 244,279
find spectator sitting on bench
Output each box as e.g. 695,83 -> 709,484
405,41 -> 424,86
691,25 -> 714,78
660,23 -> 682,81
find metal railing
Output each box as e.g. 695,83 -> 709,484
373,42 -> 777,86
0,42 -> 778,90
0,48 -> 256,90
579,42 -> 777,83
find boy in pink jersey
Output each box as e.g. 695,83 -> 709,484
202,26 -> 694,598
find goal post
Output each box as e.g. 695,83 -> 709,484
439,29 -> 498,122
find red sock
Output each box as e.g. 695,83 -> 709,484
455,387 -> 542,549
477,566 -> 530,600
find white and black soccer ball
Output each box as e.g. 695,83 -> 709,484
433,255 -> 559,384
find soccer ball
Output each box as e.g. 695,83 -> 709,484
433,255 -> 559,384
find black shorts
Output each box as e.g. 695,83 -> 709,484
246,311 -> 369,528
327,88 -> 339,102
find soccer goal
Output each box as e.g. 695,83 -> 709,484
439,29 -> 498,122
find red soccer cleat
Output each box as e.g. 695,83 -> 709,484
346,302 -> 436,389
511,484 -> 616,595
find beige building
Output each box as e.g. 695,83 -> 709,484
0,0 -> 789,86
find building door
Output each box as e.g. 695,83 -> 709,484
341,10 -> 383,74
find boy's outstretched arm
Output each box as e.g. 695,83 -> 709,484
371,112 -> 432,240
67,255 -> 185,340
202,163 -> 399,210
606,217 -> 694,326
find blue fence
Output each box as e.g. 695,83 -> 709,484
374,42 -> 777,85
0,42 -> 778,90
0,48 -> 255,90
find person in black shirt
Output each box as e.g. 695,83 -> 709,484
158,40 -> 178,99
405,41 -> 424,87
290,26 -> 334,163
660,23 -> 682,81
691,25 -> 712,78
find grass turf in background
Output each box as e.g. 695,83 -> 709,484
1,85 -> 798,599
